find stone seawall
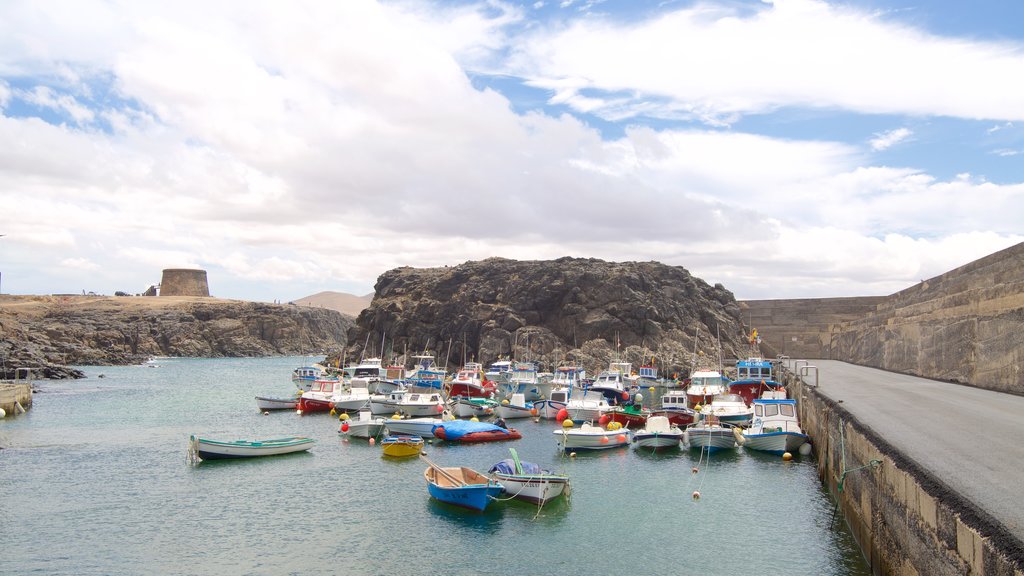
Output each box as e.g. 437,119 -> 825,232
784,368 -> 1023,575
743,242 -> 1024,395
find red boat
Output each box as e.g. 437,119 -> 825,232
728,379 -> 786,406
604,405 -> 649,427
444,363 -> 497,398
650,408 -> 697,428
296,378 -> 342,413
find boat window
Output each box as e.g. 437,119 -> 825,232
764,404 -> 779,417
408,395 -> 419,401
781,404 -> 795,417
754,404 -> 763,416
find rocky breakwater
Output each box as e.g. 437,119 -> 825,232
0,295 -> 353,379
341,257 -> 757,375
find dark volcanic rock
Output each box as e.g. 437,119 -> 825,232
0,296 -> 352,379
341,257 -> 751,376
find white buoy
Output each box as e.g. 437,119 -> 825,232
799,443 -> 812,456
0,408 -> 6,418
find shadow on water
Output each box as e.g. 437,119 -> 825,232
631,445 -> 685,459
426,497 -> 506,529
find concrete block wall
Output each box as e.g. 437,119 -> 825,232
788,372 -> 1023,575
0,383 -> 32,415
159,269 -> 210,297
740,297 -> 886,359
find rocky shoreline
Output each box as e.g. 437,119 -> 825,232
0,295 -> 352,379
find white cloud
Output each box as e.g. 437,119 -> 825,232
499,0 -> 1024,124
869,127 -> 912,151
60,257 -> 100,271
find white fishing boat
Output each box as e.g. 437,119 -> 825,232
589,364 -> 631,406
405,355 -> 447,391
534,386 -> 570,419
553,422 -> 631,451
685,421 -> 737,453
383,415 -> 451,437
291,365 -> 328,391
188,435 -> 314,461
332,380 -> 373,412
370,390 -> 446,417
699,394 -> 754,428
350,357 -> 402,394
495,393 -> 535,419
296,378 -> 345,413
503,361 -> 549,401
448,397 -> 498,418
444,362 -> 497,398
488,448 -> 570,506
740,399 -> 809,455
686,369 -> 729,407
342,411 -> 387,439
484,359 -> 514,384
563,389 -> 610,423
650,390 -> 698,427
632,415 -> 684,450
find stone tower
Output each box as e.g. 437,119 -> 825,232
159,269 -> 210,297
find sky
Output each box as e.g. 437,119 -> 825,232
1,0 -> 1022,302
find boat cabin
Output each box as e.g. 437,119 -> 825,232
549,389 -> 569,403
751,399 -> 801,433
660,391 -> 689,410
736,357 -> 774,381
637,365 -> 658,381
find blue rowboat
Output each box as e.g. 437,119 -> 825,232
422,457 -> 503,511
189,435 -> 314,461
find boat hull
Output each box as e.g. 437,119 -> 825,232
255,396 -> 298,411
424,467 -> 504,511
381,436 -> 424,458
383,418 -> 445,437
741,431 -> 809,455
633,432 -> 684,450
491,473 -> 569,505
344,419 -> 386,439
686,427 -> 737,453
495,404 -> 534,419
533,399 -> 566,419
553,428 -> 631,451
296,396 -> 334,413
650,408 -> 696,427
449,399 -> 496,418
190,436 -> 314,460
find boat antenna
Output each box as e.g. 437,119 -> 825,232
379,331 -> 386,359
361,332 -> 371,362
444,337 -> 453,371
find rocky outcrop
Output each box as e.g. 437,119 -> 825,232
340,257 -> 755,376
0,295 -> 353,379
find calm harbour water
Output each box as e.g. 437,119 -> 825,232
0,357 -> 870,576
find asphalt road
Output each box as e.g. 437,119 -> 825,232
795,359 -> 1024,538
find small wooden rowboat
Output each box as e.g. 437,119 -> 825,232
422,455 -> 503,511
255,396 -> 299,411
189,435 -> 314,461
381,435 -> 424,458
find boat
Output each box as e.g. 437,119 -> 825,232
383,415 -> 450,437
350,357 -> 402,395
188,435 -> 314,461
488,448 -> 570,506
698,394 -> 754,428
534,386 -> 570,419
685,369 -> 730,408
728,357 -> 786,405
553,422 -> 631,451
739,399 -> 809,455
296,378 -> 345,413
605,403 -> 649,428
331,380 -> 372,413
632,415 -> 684,450
255,395 -> 298,411
291,365 -> 328,391
685,421 -> 737,453
342,410 -> 388,439
381,435 -> 424,458
422,456 -> 504,512
494,393 -> 535,419
448,396 -> 498,418
562,389 -> 610,423
444,362 -> 497,398
370,390 -> 446,417
502,361 -> 549,401
432,420 -> 522,443
588,364 -> 631,406
484,359 -> 514,384
633,363 -> 666,389
650,390 -> 698,427
405,355 -> 447,391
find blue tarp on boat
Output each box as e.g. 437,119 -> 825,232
488,459 -> 545,475
431,420 -> 512,441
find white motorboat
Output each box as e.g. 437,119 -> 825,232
255,395 -> 298,411
699,394 -> 754,428
448,397 -> 498,418
370,390 -> 446,418
488,449 -> 570,506
383,415 -> 450,438
563,390 -> 610,423
686,369 -> 729,407
534,386 -> 570,419
632,415 -> 684,450
740,399 -> 809,455
332,380 -> 373,412
343,411 -> 387,439
495,393 -> 535,419
553,422 -> 631,451
685,421 -> 737,453
650,390 -> 698,427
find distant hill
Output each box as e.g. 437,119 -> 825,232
293,291 -> 373,317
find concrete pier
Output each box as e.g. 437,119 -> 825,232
785,360 -> 1024,575
0,382 -> 32,416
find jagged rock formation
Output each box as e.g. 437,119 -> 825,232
0,295 -> 352,379
340,257 -> 756,377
